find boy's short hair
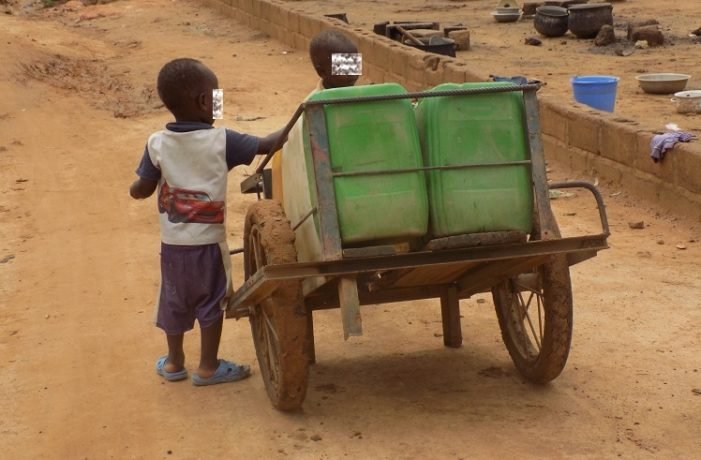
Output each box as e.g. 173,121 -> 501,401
157,58 -> 212,112
309,30 -> 358,74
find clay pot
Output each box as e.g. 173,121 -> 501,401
534,6 -> 569,37
522,3 -> 539,16
561,0 -> 588,7
568,3 -> 613,39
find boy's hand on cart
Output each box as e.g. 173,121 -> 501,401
257,127 -> 287,155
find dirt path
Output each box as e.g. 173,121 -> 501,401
1,1 -> 700,458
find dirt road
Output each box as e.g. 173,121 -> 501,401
1,1 -> 700,458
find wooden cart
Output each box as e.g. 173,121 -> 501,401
228,85 -> 610,411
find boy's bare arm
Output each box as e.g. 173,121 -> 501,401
130,178 -> 158,199
256,128 -> 287,155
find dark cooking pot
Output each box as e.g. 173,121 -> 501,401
405,36 -> 456,57
568,3 -> 613,39
534,6 -> 569,37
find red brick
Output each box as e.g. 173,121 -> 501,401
240,0 -> 253,13
566,109 -> 600,154
674,144 -> 701,195
443,62 -> 468,83
259,0 -> 271,20
538,98 -> 568,141
250,0 -> 261,17
425,58 -> 447,88
364,64 -> 386,84
298,13 -> 319,38
389,44 -> 410,76
405,80 -> 423,92
352,31 -> 374,58
292,32 -> 309,52
599,120 -> 638,165
285,10 -> 300,34
387,72 -> 408,88
405,51 -> 429,88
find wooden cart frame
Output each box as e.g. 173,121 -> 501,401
229,85 -> 610,410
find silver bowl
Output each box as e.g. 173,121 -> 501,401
491,11 -> 521,22
636,73 -> 691,94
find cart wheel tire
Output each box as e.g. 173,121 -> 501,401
492,254 -> 573,383
244,199 -> 309,411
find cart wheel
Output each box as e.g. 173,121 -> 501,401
491,255 -> 573,383
244,200 -> 309,411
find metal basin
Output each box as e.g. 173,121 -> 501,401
635,73 -> 690,94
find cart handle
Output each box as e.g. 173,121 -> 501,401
549,181 -> 610,237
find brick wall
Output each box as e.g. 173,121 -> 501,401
201,0 -> 701,220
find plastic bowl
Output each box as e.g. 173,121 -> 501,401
491,11 -> 521,22
636,73 -> 690,94
496,7 -> 521,14
671,90 -> 701,114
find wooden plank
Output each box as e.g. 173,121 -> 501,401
342,242 -> 410,258
440,285 -> 462,348
360,284 -> 448,306
307,104 -> 343,261
426,231 -> 526,251
524,91 -> 560,240
457,255 -> 548,297
393,261 -> 479,287
306,283 -> 449,311
306,308 -> 316,364
338,276 -> 363,339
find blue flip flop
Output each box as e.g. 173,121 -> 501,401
192,359 -> 251,386
155,355 -> 188,382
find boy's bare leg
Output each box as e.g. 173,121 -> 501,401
164,333 -> 185,373
197,315 -> 223,378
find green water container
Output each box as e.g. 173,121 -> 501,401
415,82 -> 534,237
306,83 -> 429,245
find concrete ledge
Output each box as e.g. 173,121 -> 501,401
201,0 -> 701,221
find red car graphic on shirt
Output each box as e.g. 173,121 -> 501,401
158,181 -> 225,224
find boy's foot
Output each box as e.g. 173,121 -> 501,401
192,359 -> 251,386
155,355 -> 188,382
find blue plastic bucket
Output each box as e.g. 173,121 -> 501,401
571,75 -> 619,112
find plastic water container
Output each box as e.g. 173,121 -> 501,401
415,82 -> 534,238
571,75 -> 619,112
306,83 -> 429,245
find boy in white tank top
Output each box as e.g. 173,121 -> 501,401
130,58 -> 284,385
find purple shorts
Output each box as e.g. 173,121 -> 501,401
156,242 -> 228,335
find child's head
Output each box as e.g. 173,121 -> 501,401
157,58 -> 219,124
309,30 -> 359,89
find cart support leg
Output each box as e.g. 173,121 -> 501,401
440,285 -> 462,348
338,276 -> 363,340
306,308 -> 316,364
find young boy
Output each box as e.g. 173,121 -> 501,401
309,29 -> 360,90
130,58 -> 284,385
278,30 -> 360,264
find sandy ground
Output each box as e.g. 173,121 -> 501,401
1,0 -> 700,458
